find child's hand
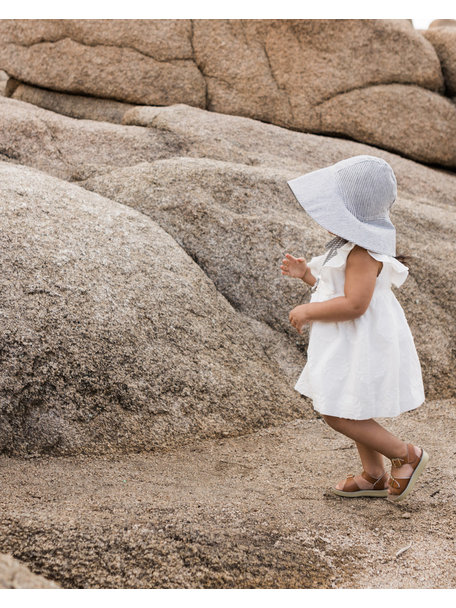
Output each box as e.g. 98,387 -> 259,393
289,304 -> 312,334
280,253 -> 308,279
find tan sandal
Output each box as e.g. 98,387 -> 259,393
331,470 -> 389,497
388,444 -> 430,502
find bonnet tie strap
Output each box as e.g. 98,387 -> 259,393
323,235 -> 349,264
310,235 -> 349,293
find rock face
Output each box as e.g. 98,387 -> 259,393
0,553 -> 60,588
0,19 -> 205,106
192,19 -> 443,119
7,80 -> 135,123
0,19 -> 455,167
2,96 -> 455,204
423,25 -> 456,97
0,69 -> 7,95
0,96 -> 190,182
316,83 -> 456,167
83,157 -> 309,337
0,161 -> 304,457
429,20 -> 456,29
0,96 -> 455,457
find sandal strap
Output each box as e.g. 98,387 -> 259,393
389,474 -> 412,494
390,444 -> 420,468
362,470 -> 388,490
342,474 -> 360,492
342,470 -> 387,492
388,448 -> 423,495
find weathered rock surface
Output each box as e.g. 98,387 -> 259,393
423,26 -> 456,97
1,97 -> 455,405
120,103 -> 456,206
0,552 -> 60,588
0,96 -> 190,182
0,399 -> 454,588
429,20 -> 456,29
0,69 -> 7,96
10,81 -> 135,123
84,157 -> 312,335
191,19 -> 443,121
0,161 -> 306,457
1,19 -> 455,167
2,96 -> 456,206
316,83 -> 456,167
0,19 -> 205,106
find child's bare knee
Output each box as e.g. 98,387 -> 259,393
322,414 -> 345,430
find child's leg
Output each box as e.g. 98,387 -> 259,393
332,441 -> 387,490
323,415 -> 407,458
355,441 -> 386,476
323,415 -> 421,494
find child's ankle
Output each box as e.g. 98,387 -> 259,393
389,442 -> 412,467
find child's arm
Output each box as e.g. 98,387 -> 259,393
280,253 -> 317,287
289,246 -> 381,331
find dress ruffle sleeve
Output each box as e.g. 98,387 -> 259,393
307,242 -> 409,288
367,250 -> 409,288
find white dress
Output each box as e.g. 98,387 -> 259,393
294,241 -> 425,419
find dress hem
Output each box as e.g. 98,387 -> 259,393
294,388 -> 425,420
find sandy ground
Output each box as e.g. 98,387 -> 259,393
0,398 -> 454,589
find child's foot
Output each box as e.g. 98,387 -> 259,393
331,470 -> 389,497
335,470 -> 388,491
387,444 -> 429,502
388,445 -> 421,489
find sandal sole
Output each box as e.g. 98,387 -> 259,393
388,449 -> 430,502
330,488 -> 389,498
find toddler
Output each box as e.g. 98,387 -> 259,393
282,155 -> 429,501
